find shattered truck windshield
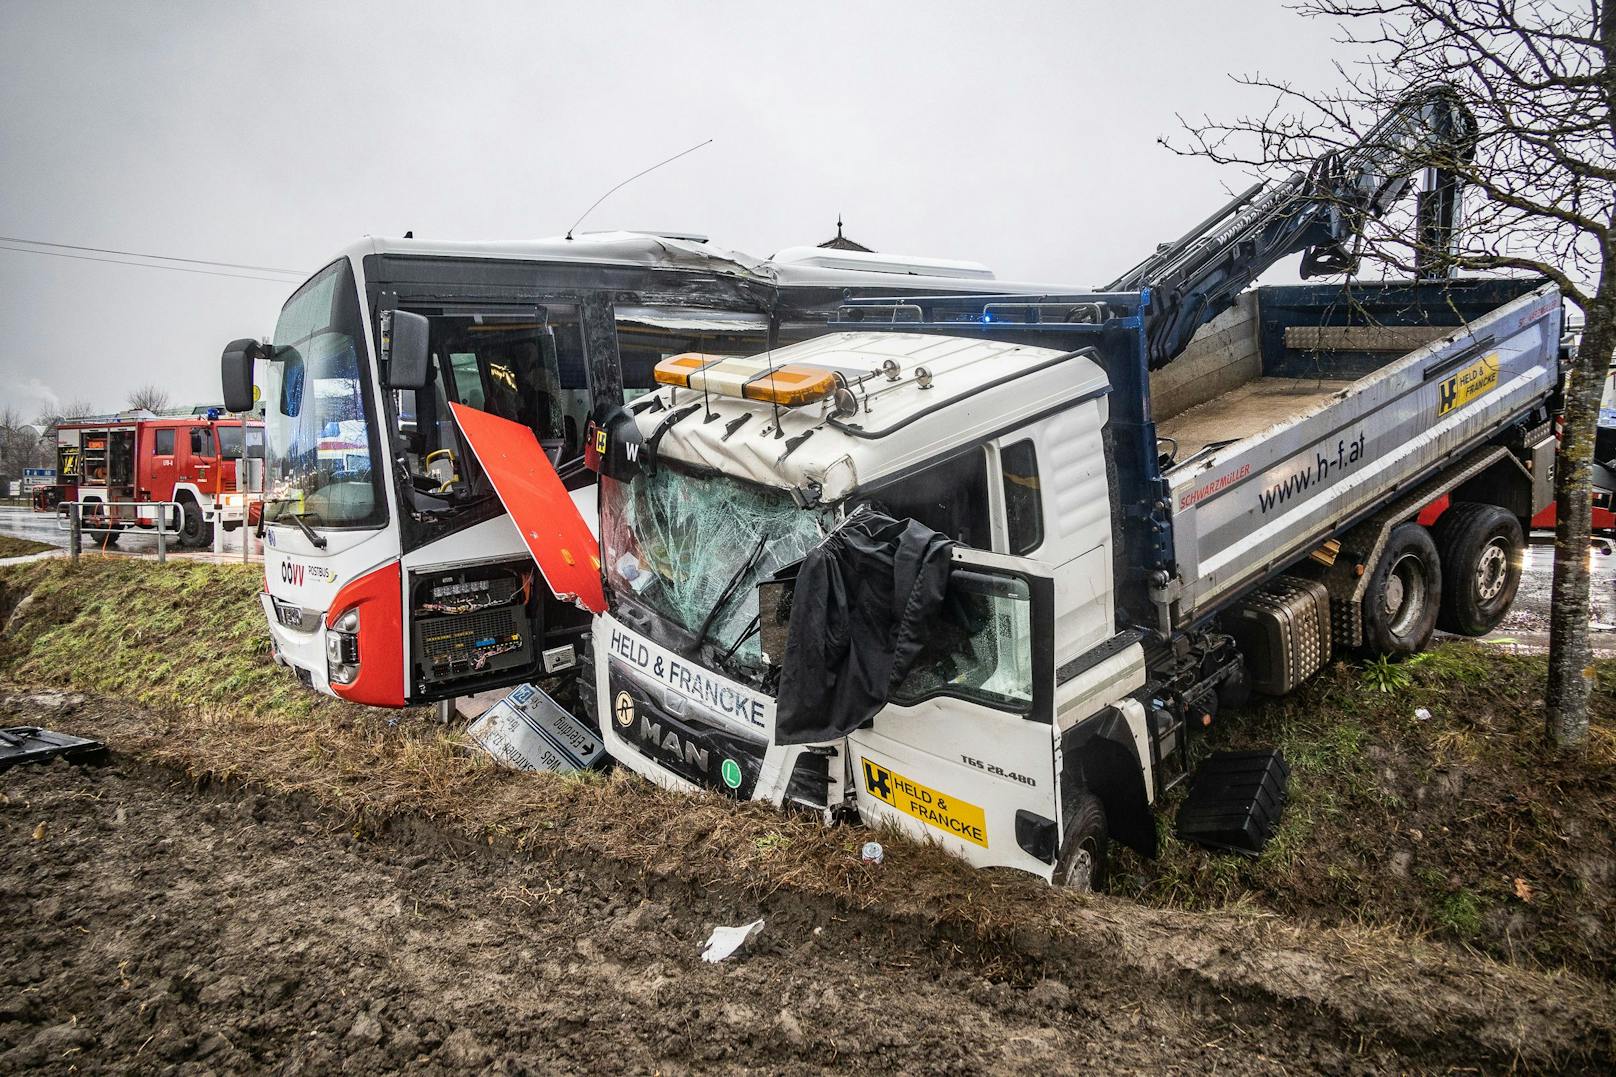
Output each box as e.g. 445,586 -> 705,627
600,467 -> 829,665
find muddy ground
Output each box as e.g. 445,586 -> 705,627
0,757 -> 1437,1076
3,559 -> 1615,1073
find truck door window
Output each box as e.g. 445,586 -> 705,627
890,569 -> 1034,713
1000,440 -> 1043,555
863,448 -> 991,549
154,429 -> 175,456
189,428 -> 214,458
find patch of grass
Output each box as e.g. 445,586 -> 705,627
1436,890 -> 1486,937
0,535 -> 55,559
1361,653 -> 1422,693
1113,643 -> 1616,979
0,557 -> 364,723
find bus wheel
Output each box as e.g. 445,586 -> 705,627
1054,793 -> 1110,892
177,495 -> 214,549
1434,503 -> 1523,636
1361,522 -> 1441,657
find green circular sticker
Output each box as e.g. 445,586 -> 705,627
720,758 -> 743,790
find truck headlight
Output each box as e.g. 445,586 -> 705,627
326,608 -> 360,684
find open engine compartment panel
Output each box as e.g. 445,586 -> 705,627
409,561 -> 536,694
408,558 -> 595,701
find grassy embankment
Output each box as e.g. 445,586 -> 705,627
1112,646 -> 1616,978
0,535 -> 55,559
0,556 -> 1612,987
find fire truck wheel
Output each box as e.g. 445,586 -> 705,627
1361,522 -> 1442,657
177,495 -> 214,549
1054,793 -> 1110,892
1433,503 -> 1523,636
81,500 -> 120,547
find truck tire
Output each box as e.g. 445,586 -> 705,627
1054,793 -> 1109,892
1361,522 -> 1441,657
82,499 -> 120,547
1433,503 -> 1523,636
177,495 -> 214,549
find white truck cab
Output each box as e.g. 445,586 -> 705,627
594,333 -> 1124,880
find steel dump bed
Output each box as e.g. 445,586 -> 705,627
1158,280 -> 1561,623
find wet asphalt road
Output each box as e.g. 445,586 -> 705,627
0,506 -> 1608,652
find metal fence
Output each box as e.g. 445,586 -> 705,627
59,500 -> 183,564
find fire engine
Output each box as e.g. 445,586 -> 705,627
52,412 -> 263,547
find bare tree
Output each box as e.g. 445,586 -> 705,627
1170,0 -> 1612,749
34,397 -> 99,447
126,384 -> 171,414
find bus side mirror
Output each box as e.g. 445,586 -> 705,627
381,310 -> 431,390
221,338 -> 265,413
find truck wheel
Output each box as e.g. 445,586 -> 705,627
177,495 -> 214,549
1433,503 -> 1523,636
1054,793 -> 1110,892
1361,522 -> 1441,657
82,500 -> 120,547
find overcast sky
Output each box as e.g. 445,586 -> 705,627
0,0 -> 1346,422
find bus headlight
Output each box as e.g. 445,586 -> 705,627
326,608 -> 360,685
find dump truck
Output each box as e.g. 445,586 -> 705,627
554,274 -> 1559,888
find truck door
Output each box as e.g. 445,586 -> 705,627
147,426 -> 177,499
187,425 -> 217,495
846,547 -> 1059,879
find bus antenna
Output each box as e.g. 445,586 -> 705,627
564,139 -> 713,240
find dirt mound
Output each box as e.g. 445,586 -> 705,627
3,689 -> 1614,1071
0,759 -> 1417,1074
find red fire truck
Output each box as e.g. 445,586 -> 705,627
49,413 -> 263,547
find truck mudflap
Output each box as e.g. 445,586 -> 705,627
448,402 -> 605,613
846,547 -> 1061,878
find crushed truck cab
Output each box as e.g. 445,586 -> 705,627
586,275 -> 1561,884
594,333 -> 1114,878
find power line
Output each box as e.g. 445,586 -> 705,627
0,235 -> 305,276
0,243 -> 299,283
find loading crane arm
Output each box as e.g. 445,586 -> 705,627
1108,85 -> 1478,370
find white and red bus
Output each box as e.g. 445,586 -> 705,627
221,232 -> 1086,707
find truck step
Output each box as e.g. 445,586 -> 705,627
1174,749 -> 1289,856
0,726 -> 106,771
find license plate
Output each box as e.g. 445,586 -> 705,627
273,601 -> 306,630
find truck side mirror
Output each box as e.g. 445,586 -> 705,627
381,310 -> 431,390
221,338 -> 266,413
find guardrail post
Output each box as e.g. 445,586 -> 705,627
156,505 -> 167,564
69,502 -> 81,563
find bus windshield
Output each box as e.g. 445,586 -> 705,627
264,260 -> 386,529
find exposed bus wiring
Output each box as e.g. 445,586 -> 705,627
0,235 -> 305,276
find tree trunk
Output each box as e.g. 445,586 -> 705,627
1545,300 -> 1612,749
